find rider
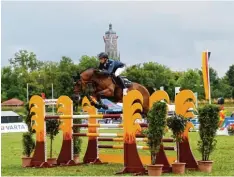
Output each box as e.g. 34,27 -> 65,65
97,52 -> 128,95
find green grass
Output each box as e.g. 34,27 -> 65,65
1,130 -> 234,176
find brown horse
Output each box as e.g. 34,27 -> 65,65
73,68 -> 150,115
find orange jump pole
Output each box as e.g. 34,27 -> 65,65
29,96 -> 50,168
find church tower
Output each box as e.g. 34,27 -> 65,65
103,24 -> 120,60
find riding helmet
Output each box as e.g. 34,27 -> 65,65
98,52 -> 109,59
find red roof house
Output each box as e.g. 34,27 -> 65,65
1,98 -> 24,106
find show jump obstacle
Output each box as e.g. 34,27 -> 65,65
28,89 -> 198,174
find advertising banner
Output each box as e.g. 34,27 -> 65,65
1,123 -> 28,133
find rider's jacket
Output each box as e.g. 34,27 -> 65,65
98,59 -> 125,75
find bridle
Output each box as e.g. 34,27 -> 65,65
75,77 -> 96,96
73,69 -> 113,96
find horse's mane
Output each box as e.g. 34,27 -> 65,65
79,67 -> 96,74
79,67 -> 111,80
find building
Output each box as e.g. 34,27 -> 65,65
1,98 -> 24,107
1,111 -> 23,123
103,24 -> 120,60
1,111 -> 28,133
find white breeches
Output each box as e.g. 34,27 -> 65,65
114,66 -> 126,76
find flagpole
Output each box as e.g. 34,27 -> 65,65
207,49 -> 211,104
27,83 -> 29,102
52,83 -> 54,115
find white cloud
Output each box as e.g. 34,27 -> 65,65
1,1 -> 234,77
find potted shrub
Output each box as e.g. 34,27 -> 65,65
197,104 -> 219,173
73,114 -> 82,164
22,132 -> 35,167
22,102 -> 36,167
144,101 -> 167,176
46,119 -> 60,165
167,115 -> 187,174
24,102 -> 36,133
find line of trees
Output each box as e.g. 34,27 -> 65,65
1,50 -> 234,102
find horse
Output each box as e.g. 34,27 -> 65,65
73,68 -> 150,115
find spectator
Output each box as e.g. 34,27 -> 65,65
231,111 -> 234,117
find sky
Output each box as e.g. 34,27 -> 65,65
1,1 -> 234,77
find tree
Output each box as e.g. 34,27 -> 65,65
46,120 -> 60,159
1,67 -> 13,100
198,104 -> 219,161
77,55 -> 99,72
176,69 -> 201,93
144,101 -> 167,165
38,61 -> 59,98
9,50 -> 39,72
124,62 -> 176,99
1,91 -> 8,102
173,71 -> 184,82
59,56 -> 74,73
211,78 -> 232,98
1,66 -> 26,100
167,115 -> 187,165
55,72 -> 74,97
232,87 -> 234,99
226,65 -> 234,87
209,67 -> 219,86
2,49 -> 234,102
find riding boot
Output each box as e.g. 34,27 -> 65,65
117,76 -> 128,96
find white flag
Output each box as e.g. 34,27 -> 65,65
175,87 -> 181,94
160,86 -> 164,91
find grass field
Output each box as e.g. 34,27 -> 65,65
1,129 -> 234,176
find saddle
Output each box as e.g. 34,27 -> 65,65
120,76 -> 132,87
112,75 -> 132,88
94,69 -> 132,88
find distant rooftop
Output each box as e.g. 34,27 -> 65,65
1,98 -> 24,106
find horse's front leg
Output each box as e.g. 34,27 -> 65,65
96,88 -> 114,109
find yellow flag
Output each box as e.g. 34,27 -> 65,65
202,51 -> 211,100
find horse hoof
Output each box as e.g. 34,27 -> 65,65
102,105 -> 109,110
96,104 -> 102,109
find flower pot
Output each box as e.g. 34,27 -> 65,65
172,162 -> 186,174
73,154 -> 79,164
147,164 -> 164,176
22,157 -> 32,167
198,160 -> 213,173
47,158 -> 57,165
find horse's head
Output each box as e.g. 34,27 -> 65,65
73,68 -> 96,96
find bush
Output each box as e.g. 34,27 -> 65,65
23,102 -> 36,133
73,114 -> 82,155
144,101 -> 167,165
45,106 -> 57,113
22,132 -> 35,157
167,115 -> 187,162
46,119 -> 61,158
198,104 -> 219,161
1,106 -> 25,112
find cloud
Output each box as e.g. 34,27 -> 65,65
1,1 -> 234,77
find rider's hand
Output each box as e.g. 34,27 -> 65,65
94,69 -> 100,73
